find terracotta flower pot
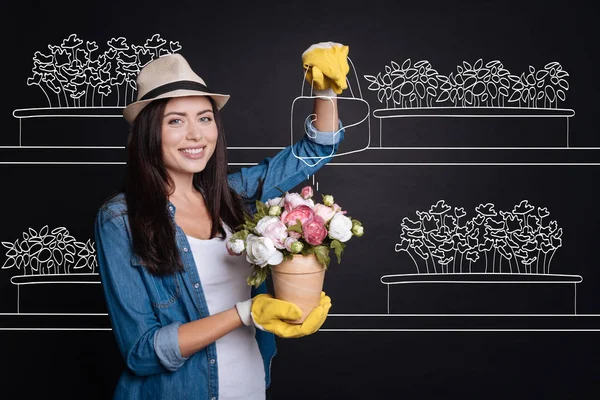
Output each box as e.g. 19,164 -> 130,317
271,254 -> 325,324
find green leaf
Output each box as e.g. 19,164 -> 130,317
243,213 -> 257,231
246,265 -> 269,288
255,200 -> 269,217
231,229 -> 249,242
287,219 -> 303,234
330,239 -> 345,264
311,245 -> 331,269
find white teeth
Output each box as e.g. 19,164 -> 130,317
181,148 -> 203,154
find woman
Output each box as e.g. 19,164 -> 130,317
95,44 -> 348,399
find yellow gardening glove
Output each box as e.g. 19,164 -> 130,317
302,41 -> 350,96
236,292 -> 332,338
261,292 -> 332,338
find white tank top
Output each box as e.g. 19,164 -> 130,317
187,231 -> 266,400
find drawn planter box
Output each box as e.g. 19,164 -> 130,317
12,107 -> 127,147
372,107 -> 575,147
10,273 -> 106,314
380,273 -> 582,314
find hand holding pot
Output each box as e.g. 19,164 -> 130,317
270,291 -> 332,338
236,292 -> 331,338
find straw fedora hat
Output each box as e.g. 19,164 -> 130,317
123,53 -> 230,124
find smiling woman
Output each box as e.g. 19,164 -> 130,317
161,97 -> 218,179
93,45 -> 350,400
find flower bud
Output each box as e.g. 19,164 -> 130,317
226,238 -> 245,255
301,186 -> 313,199
284,237 -> 297,252
322,195 -> 334,207
351,224 -> 364,237
290,240 -> 304,254
268,205 -> 282,216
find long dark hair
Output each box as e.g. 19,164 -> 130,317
123,96 -> 246,275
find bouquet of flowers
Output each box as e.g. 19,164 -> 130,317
226,185 -> 364,287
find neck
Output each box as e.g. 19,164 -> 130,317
167,171 -> 197,202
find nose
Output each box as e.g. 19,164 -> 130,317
186,122 -> 203,140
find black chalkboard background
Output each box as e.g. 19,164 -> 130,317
2,0 -> 599,399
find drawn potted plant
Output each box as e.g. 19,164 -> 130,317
364,58 -> 573,146
1,225 -> 100,313
366,59 -> 570,111
364,59 -> 440,108
383,200 -> 580,314
20,33 -> 182,112
508,62 -> 569,108
14,33 -> 184,147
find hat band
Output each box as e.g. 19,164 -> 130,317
139,80 -> 213,101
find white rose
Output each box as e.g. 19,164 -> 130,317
255,216 -> 288,249
245,234 -> 284,267
266,197 -> 284,207
328,212 -> 353,242
226,238 -> 245,255
255,216 -> 279,235
284,192 -> 315,210
314,203 -> 337,222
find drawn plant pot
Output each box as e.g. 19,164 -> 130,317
12,107 -> 128,147
10,273 -> 106,314
372,107 -> 574,147
380,273 -> 582,314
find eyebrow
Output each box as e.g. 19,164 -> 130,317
163,109 -> 214,118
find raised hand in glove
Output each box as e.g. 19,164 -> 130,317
302,41 -> 350,96
236,292 -> 332,338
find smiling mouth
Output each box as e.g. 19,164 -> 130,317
179,147 -> 204,154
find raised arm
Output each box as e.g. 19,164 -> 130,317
227,41 -> 350,205
303,41 -> 349,133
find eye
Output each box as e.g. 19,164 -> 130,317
168,118 -> 183,125
199,116 -> 213,123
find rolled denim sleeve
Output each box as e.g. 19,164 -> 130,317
304,118 -> 344,146
154,321 -> 186,371
95,207 -> 187,375
228,118 -> 345,204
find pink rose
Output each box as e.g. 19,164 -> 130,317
302,215 -> 328,245
301,186 -> 314,199
287,230 -> 302,239
262,220 -> 288,249
333,203 -> 346,214
282,205 -> 315,227
314,203 -> 337,222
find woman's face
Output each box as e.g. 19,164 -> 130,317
161,96 -> 218,178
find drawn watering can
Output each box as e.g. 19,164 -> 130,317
290,55 -> 371,167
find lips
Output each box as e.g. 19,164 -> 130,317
180,147 -> 204,154
179,146 -> 205,159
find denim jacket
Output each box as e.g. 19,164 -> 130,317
94,119 -> 344,400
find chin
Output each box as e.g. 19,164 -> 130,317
186,164 -> 208,174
